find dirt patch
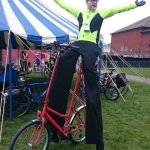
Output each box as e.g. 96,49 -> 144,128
126,75 -> 150,85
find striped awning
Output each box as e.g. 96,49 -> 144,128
0,0 -> 78,49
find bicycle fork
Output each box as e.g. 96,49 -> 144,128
27,118 -> 46,148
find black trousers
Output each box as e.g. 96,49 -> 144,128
20,60 -> 28,72
48,41 -> 104,146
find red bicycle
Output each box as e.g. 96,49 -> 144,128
9,43 -> 86,150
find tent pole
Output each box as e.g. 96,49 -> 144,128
8,31 -> 12,121
0,49 -> 2,67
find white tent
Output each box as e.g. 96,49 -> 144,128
0,0 -> 78,49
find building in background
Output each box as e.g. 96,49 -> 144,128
110,16 -> 150,58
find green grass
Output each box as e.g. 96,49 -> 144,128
117,67 -> 150,78
102,81 -> 150,150
23,71 -> 49,82
0,75 -> 150,149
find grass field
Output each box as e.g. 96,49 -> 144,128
0,79 -> 150,150
116,67 -> 150,78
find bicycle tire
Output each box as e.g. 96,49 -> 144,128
9,119 -> 50,150
6,91 -> 31,117
119,85 -> 129,96
112,76 -> 129,96
68,105 -> 86,143
104,85 -> 119,101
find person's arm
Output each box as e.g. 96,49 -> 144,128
54,0 -> 80,18
99,2 -> 137,19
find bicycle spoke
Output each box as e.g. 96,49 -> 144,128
10,121 -> 50,150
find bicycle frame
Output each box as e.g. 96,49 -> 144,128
33,51 -> 85,146
23,81 -> 48,103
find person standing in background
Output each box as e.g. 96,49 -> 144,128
20,50 -> 28,72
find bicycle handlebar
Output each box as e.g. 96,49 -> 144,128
109,68 -> 115,75
53,41 -> 79,50
101,68 -> 115,77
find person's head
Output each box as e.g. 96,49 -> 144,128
86,0 -> 99,11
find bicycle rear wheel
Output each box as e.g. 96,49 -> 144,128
17,94 -> 31,117
6,89 -> 31,117
9,120 -> 50,150
104,85 -> 119,101
68,105 -> 86,143
119,85 -> 129,96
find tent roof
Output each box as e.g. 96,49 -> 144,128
0,0 -> 78,49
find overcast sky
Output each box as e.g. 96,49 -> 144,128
43,0 -> 149,43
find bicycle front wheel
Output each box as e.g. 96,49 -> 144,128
68,105 -> 86,143
9,120 -> 50,150
104,85 -> 119,101
6,90 -> 31,117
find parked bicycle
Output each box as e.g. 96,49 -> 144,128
100,68 -> 129,99
9,42 -> 86,149
99,71 -> 119,101
3,75 -> 48,117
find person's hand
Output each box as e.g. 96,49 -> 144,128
135,0 -> 146,6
